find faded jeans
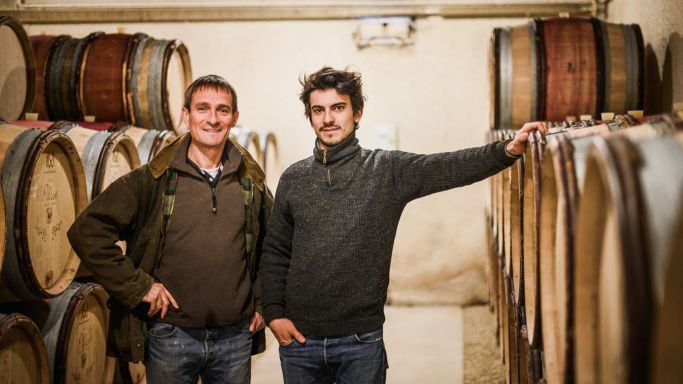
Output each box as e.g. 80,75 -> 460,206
278,327 -> 389,384
145,319 -> 252,384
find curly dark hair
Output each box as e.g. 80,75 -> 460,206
299,67 -> 366,123
183,74 -> 238,112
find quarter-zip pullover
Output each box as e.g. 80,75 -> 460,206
262,133 -> 517,336
154,138 -> 254,327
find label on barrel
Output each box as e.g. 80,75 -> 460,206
28,145 -> 76,290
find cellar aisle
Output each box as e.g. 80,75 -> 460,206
252,305 -> 465,383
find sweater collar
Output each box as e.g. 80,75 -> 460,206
313,133 -> 360,164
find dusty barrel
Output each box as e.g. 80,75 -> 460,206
129,36 -> 191,131
80,33 -> 141,123
118,125 -> 177,164
62,126 -> 141,201
0,124 -> 87,302
519,129 -> 546,349
490,17 -> 643,129
574,114 -> 682,383
663,32 -> 683,112
504,139 -> 524,308
537,123 -> 623,384
45,33 -> 103,121
0,16 -> 36,121
233,128 -> 263,162
651,194 -> 683,383
15,282 -> 115,384
0,313 -> 50,383
30,35 -> 64,121
261,132 -> 279,174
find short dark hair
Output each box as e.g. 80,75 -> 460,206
299,67 -> 365,122
183,74 -> 238,112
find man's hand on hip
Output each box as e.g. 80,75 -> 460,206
143,282 -> 179,319
268,318 -> 306,345
249,312 -> 265,333
506,121 -> 548,156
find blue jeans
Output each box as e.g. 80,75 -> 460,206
145,320 -> 252,384
278,327 -> 389,384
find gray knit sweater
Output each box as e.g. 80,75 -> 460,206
261,134 -> 516,336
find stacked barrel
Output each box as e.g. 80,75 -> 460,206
487,15 -> 683,384
28,31 -> 191,131
0,16 -> 276,384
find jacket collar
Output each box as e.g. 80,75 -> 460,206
313,132 -> 360,164
149,132 -> 266,190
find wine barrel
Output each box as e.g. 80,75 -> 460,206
490,17 -> 643,129
118,126 -> 177,164
662,32 -> 683,112
13,282 -> 115,384
519,130 -> 545,349
233,128 -> 263,163
261,132 -> 279,175
30,34 -> 62,121
650,191 -> 683,383
0,16 -> 36,121
537,123 -> 623,384
0,313 -> 50,384
574,114 -> 683,383
129,36 -> 191,131
504,147 -> 524,307
45,33 -> 103,122
0,124 -> 87,302
80,34 -> 141,123
62,126 -> 141,201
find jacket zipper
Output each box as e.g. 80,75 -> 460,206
211,186 -> 217,213
323,149 -> 331,186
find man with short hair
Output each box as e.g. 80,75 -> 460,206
68,74 -> 272,384
261,66 -> 545,383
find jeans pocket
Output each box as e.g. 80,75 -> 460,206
353,328 -> 383,344
279,339 -> 299,349
147,322 -> 176,338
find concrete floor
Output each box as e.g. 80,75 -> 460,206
251,305 -> 464,384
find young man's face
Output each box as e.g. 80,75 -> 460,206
309,88 -> 362,149
183,87 -> 239,151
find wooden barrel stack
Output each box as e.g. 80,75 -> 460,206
489,16 -> 643,130
487,110 -> 683,384
1,16 -> 280,383
0,16 -> 35,122
28,29 -> 192,132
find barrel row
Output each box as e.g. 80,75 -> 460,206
486,111 -> 683,383
0,281 -> 146,384
0,16 -> 192,132
0,121 -> 279,302
489,16 -> 644,130
32,31 -> 191,131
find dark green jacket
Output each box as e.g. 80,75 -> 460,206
67,133 -> 273,362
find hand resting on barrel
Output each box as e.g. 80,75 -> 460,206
505,121 -> 548,156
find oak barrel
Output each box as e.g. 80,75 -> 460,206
490,17 -> 643,129
537,123 -> 619,384
0,16 -> 36,121
45,33 -> 103,121
129,36 -> 191,131
233,128 -> 263,163
62,126 -> 141,201
0,124 -> 87,302
80,33 -> 141,124
118,125 -> 177,164
0,312 -> 50,384
574,114 -> 683,383
30,35 -> 63,121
